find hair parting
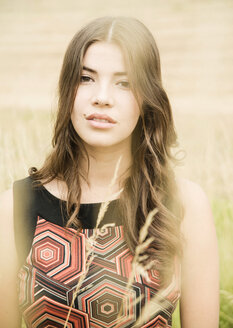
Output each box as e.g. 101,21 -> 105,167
30,16 -> 183,286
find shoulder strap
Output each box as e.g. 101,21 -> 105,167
13,176 -> 66,267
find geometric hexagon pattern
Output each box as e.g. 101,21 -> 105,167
23,295 -> 89,328
18,216 -> 180,327
29,218 -> 86,285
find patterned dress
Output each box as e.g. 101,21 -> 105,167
14,177 -> 180,328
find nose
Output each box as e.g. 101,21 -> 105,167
91,84 -> 114,108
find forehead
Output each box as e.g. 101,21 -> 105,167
82,41 -> 127,73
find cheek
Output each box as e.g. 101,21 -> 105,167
73,87 -> 88,112
128,98 -> 140,123
71,104 -> 78,126
71,101 -> 82,133
123,105 -> 140,136
71,93 -> 86,127
73,94 -> 81,114
127,91 -> 141,116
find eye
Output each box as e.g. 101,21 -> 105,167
117,81 -> 130,89
80,75 -> 94,83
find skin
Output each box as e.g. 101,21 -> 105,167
72,42 -> 140,150
0,189 -> 21,327
71,42 -> 140,202
178,178 -> 219,327
0,41 -> 219,327
46,42 -> 140,203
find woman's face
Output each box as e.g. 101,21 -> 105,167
71,41 -> 140,151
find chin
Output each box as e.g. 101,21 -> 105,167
83,138 -> 129,150
86,142 -> 116,149
81,134 -> 132,150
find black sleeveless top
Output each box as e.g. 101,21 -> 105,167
13,176 -> 180,328
13,176 -> 122,267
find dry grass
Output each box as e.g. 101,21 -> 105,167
174,112 -> 233,199
64,157 -> 122,327
1,108 -> 232,327
0,1 -> 232,326
0,0 -> 232,114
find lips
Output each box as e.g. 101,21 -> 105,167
86,113 -> 117,124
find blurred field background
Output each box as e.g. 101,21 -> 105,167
0,0 -> 232,326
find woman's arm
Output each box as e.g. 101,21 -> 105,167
179,179 -> 219,328
0,189 -> 21,327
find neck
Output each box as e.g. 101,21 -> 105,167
80,143 -> 132,203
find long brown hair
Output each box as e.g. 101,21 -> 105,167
31,16 -> 183,285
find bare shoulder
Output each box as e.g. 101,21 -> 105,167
176,177 -> 214,233
0,188 -> 17,266
0,189 -> 21,326
176,177 -> 218,258
176,177 -> 210,208
176,177 -> 218,267
176,180 -> 219,327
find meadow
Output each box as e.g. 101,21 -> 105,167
0,108 -> 232,327
0,0 -> 232,326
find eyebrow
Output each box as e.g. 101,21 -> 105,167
82,66 -> 127,76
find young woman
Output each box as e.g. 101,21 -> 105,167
0,16 -> 219,327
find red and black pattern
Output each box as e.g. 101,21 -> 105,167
18,217 -> 180,327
